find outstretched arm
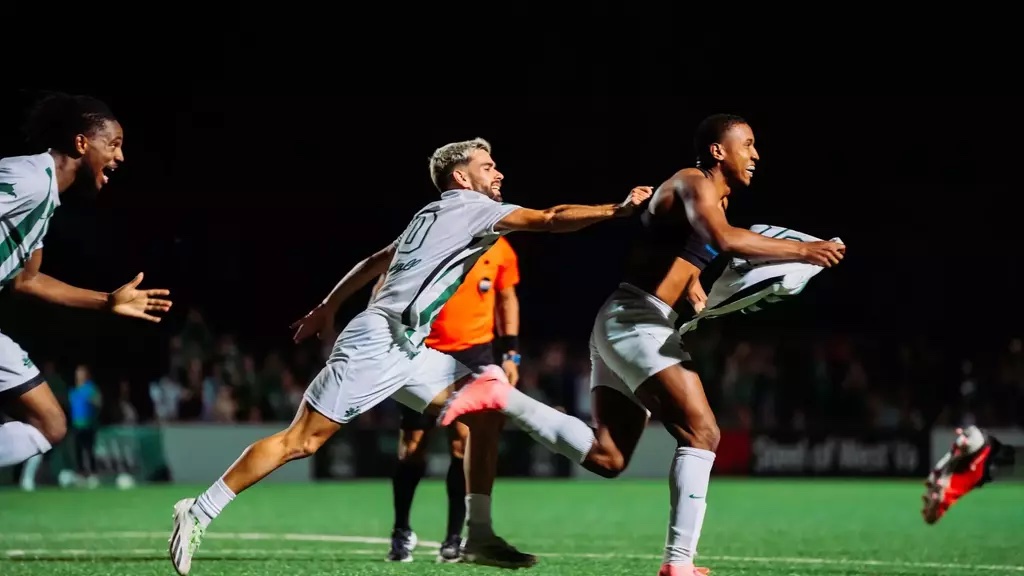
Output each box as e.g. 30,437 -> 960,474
676,171 -> 844,266
12,250 -> 172,322
322,243 -> 396,314
291,243 -> 395,343
12,249 -> 110,309
494,187 -> 653,233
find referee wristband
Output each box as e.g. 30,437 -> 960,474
496,335 -> 519,356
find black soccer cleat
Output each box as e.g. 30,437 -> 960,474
436,534 -> 464,563
385,527 -> 417,562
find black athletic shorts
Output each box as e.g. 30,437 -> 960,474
399,342 -> 496,431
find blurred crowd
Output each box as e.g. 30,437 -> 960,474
45,307 -> 1024,433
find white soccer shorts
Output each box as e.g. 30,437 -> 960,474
0,330 -> 44,404
304,309 -> 471,424
588,283 -> 691,408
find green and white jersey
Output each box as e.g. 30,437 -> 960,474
0,153 -> 60,288
370,189 -> 519,348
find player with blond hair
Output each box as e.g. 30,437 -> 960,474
168,136 -> 652,575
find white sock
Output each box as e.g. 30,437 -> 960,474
0,421 -> 52,467
502,387 -> 595,463
465,493 -> 493,537
664,447 -> 715,565
191,478 -> 236,528
21,454 -> 43,488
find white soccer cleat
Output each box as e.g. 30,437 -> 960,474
168,498 -> 205,575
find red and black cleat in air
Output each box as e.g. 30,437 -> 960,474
922,425 -> 1003,524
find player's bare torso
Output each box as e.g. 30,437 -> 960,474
622,172 -> 727,314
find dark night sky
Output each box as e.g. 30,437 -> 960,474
1,19 -> 1021,384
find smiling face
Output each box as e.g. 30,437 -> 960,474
75,119 -> 124,190
714,122 -> 760,188
452,149 -> 505,201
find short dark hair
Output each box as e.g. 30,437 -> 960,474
23,92 -> 117,155
694,113 -> 748,168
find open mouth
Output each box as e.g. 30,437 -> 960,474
745,166 -> 756,178
101,165 -> 117,185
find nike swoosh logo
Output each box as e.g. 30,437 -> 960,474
688,494 -> 705,499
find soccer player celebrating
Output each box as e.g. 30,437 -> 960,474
0,92 -> 172,473
168,136 -> 650,575
377,235 -> 525,565
441,115 -> 845,575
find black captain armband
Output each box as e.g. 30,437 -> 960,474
496,335 -> 519,355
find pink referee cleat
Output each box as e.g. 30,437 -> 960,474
659,563 -> 710,576
438,365 -> 511,427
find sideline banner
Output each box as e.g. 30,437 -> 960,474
160,424 -> 312,483
749,429 -> 929,477
95,425 -> 169,482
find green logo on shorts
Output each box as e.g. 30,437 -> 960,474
344,406 -> 360,420
22,354 -> 34,368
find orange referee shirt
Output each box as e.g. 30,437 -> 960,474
425,236 -> 519,353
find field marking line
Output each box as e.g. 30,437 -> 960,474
0,531 -> 1021,572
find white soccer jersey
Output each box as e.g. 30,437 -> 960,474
370,189 -> 520,347
676,225 -> 839,334
0,153 -> 60,288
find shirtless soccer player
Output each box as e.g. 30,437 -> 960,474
168,137 -> 652,576
0,92 -> 173,474
441,114 -> 847,576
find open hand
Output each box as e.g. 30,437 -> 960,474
110,272 -> 172,323
615,186 -> 654,217
290,304 -> 336,344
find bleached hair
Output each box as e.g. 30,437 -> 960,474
428,137 -> 492,192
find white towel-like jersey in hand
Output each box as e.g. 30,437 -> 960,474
678,225 -> 842,335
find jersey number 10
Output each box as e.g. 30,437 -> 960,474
398,211 -> 437,255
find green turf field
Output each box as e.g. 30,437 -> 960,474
1,478 -> 1021,575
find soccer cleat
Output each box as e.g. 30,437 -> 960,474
438,365 -> 511,427
922,426 -> 992,524
436,534 -> 463,563
385,528 -> 417,562
462,534 -> 538,569
168,498 -> 205,576
658,563 -> 711,575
